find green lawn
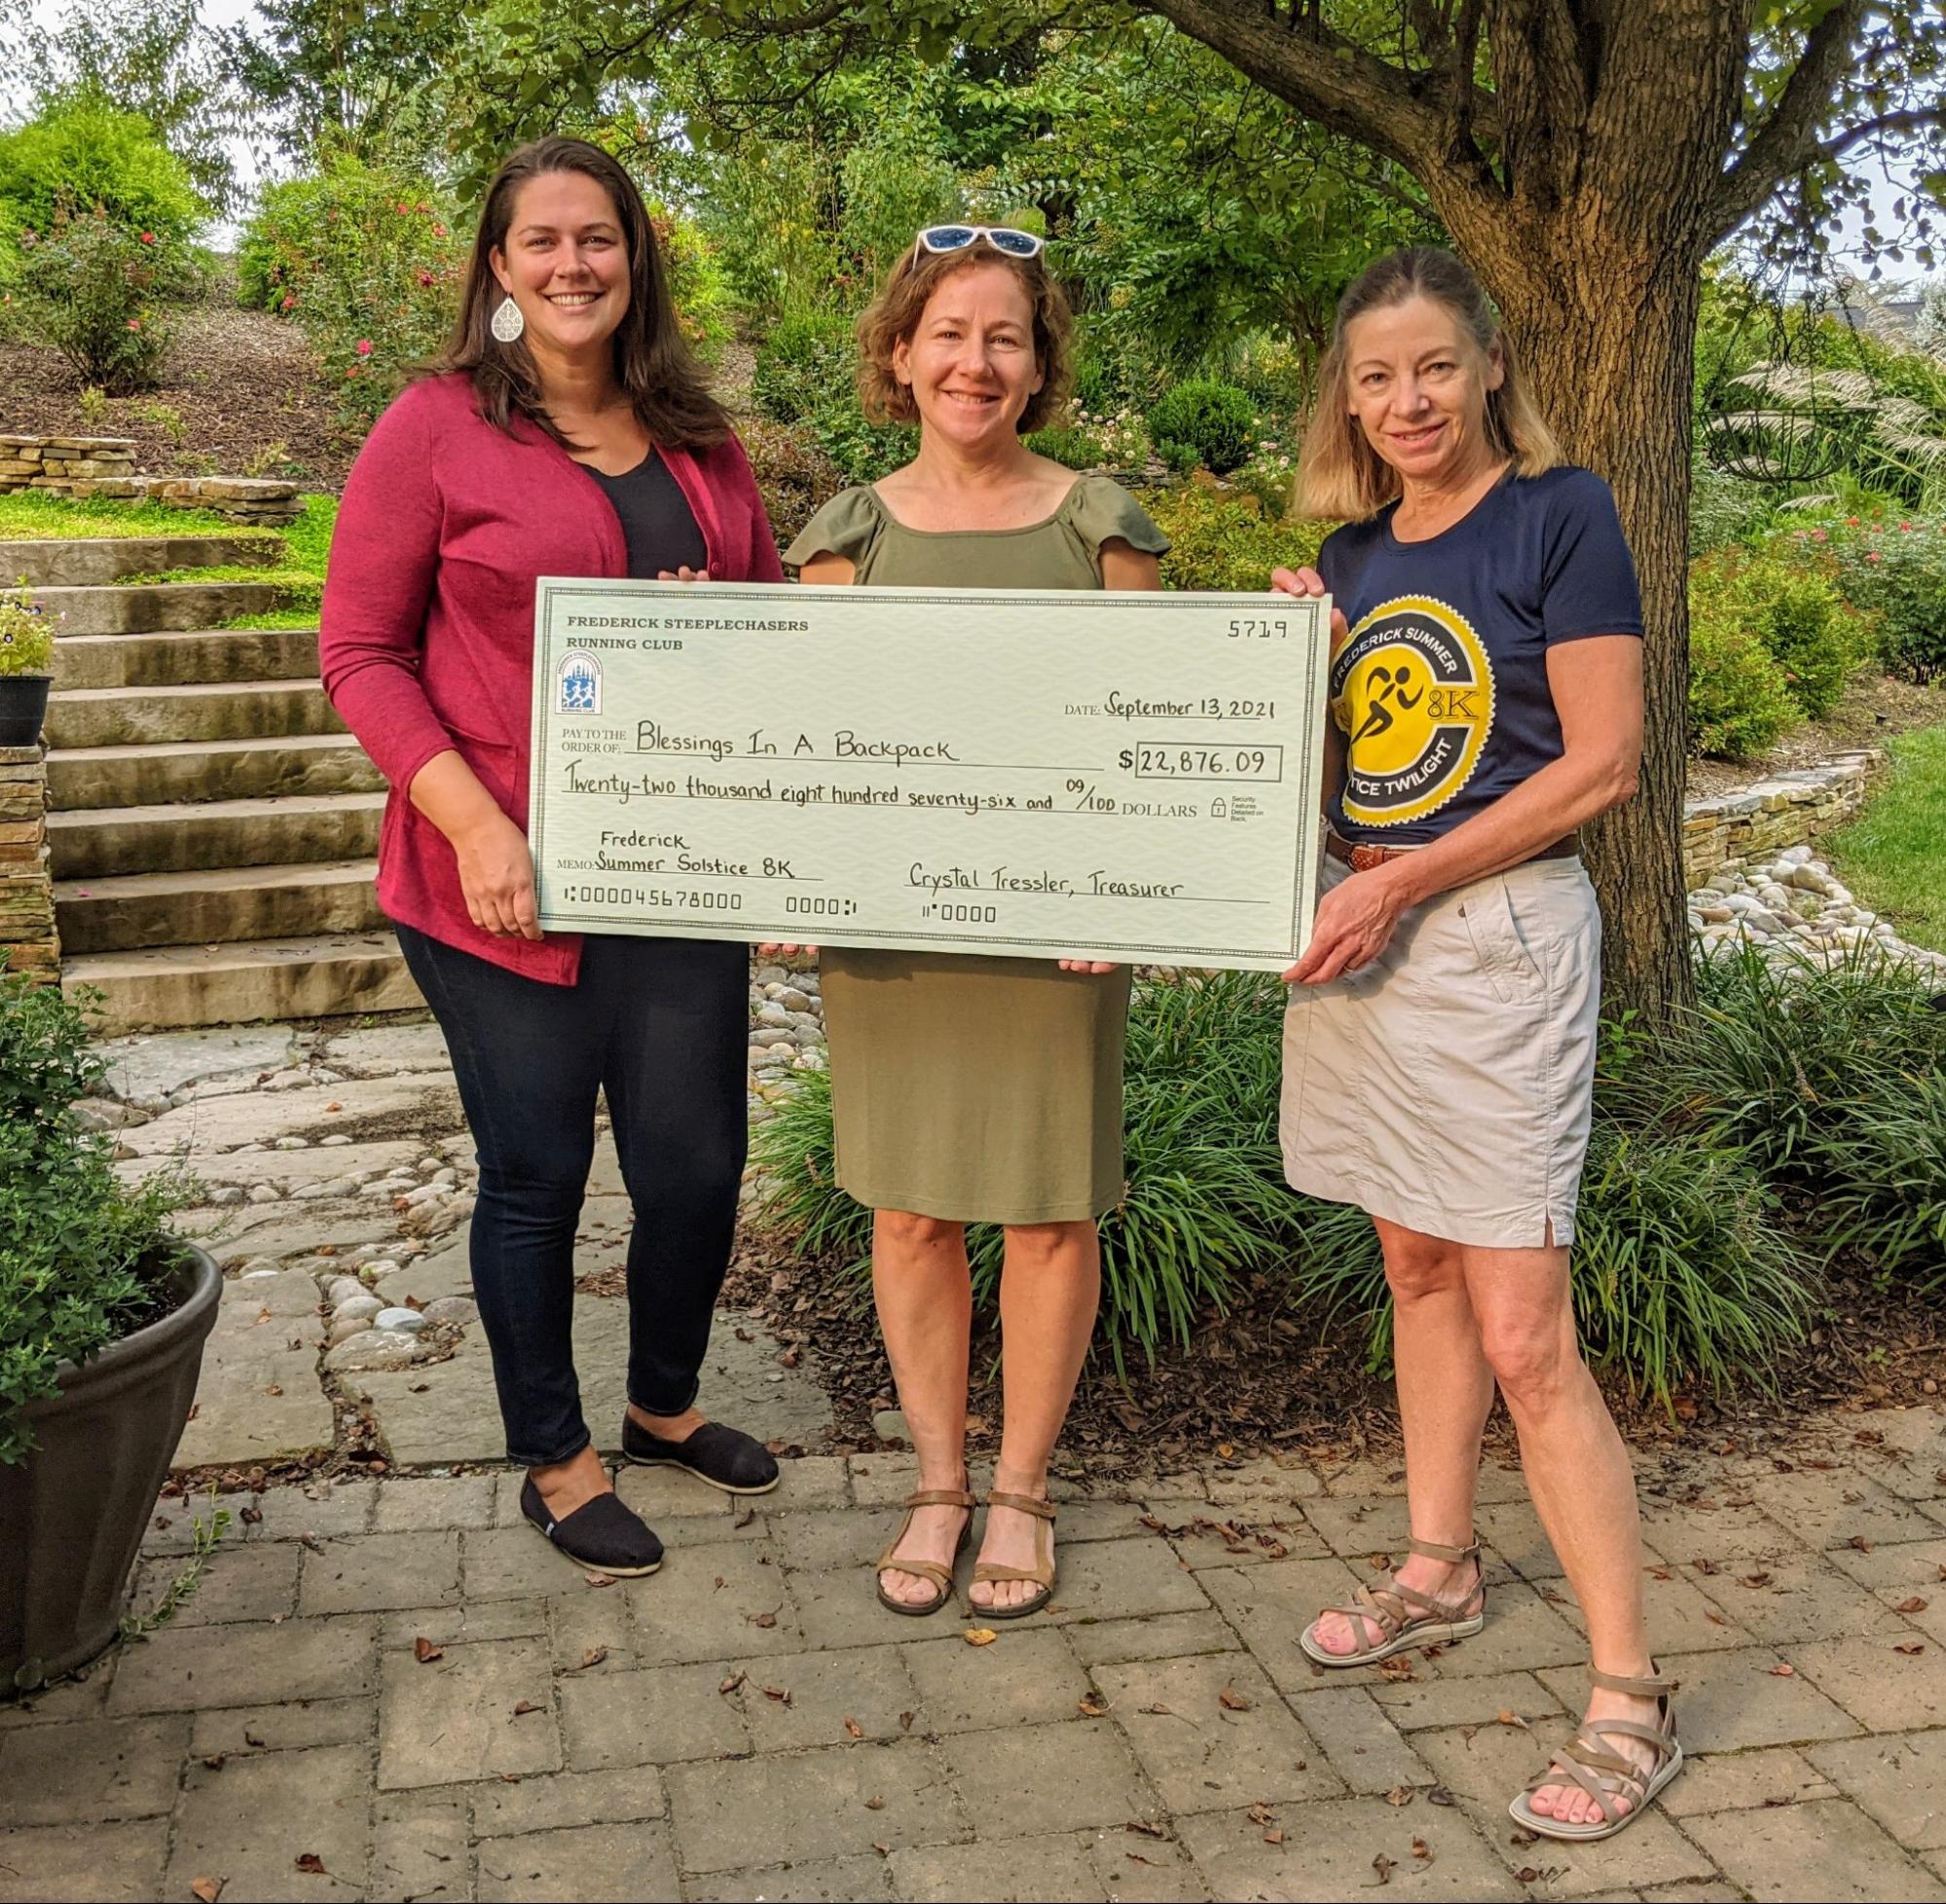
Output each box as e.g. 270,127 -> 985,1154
0,488 -> 268,543
1827,720 -> 1946,952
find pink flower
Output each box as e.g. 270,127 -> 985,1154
1847,516 -> 1859,526
139,231 -> 156,244
1811,529 -> 1827,541
396,201 -> 411,215
432,224 -> 448,238
355,339 -> 373,356
280,295 -> 297,311
346,365 -> 360,379
1866,551 -> 1882,562
127,318 -> 141,331
417,271 -> 434,285
1899,522 -> 1912,532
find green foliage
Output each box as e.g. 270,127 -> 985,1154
1691,545 -> 1863,722
751,309 -> 857,426
1686,561 -> 1803,759
0,969 -> 195,1465
1827,720 -> 1946,956
10,207 -> 198,396
1135,484 -> 1324,593
0,584 -> 57,677
1688,462 -> 1781,556
0,98 -> 206,281
1825,518 -> 1946,683
1024,403 -> 1150,473
1145,381 -> 1259,476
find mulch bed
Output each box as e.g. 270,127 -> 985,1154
1687,672 -> 1946,801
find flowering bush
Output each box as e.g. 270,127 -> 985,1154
1230,430 -> 1299,519
1820,516 -> 1946,683
11,204 -> 195,394
1026,404 -> 1152,472
0,581 -> 57,677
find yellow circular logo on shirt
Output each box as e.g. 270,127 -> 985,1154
1330,595 -> 1495,827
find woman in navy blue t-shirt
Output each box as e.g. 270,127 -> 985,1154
1272,246 -> 1678,1843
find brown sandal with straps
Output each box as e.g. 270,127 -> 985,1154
1509,1665 -> 1683,1842
970,1490 -> 1057,1621
1299,1534 -> 1487,1666
874,1487 -> 974,1617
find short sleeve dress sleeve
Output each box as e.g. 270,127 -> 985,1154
1066,477 -> 1171,561
1540,470 -> 1644,644
783,487 -> 886,574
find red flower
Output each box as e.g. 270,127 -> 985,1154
396,201 -> 411,215
127,318 -> 141,331
1811,529 -> 1827,541
355,339 -> 374,356
1866,551 -> 1881,562
280,295 -> 297,311
418,271 -> 434,285
139,231 -> 156,244
432,224 -> 448,238
1847,516 -> 1859,526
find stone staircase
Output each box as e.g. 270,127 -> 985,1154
4,533 -> 422,1031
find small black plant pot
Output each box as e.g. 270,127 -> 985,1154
0,1243 -> 221,1692
0,675 -> 51,749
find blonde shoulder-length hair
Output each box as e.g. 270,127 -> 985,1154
1295,245 -> 1560,523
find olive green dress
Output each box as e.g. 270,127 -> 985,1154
784,477 -> 1171,1224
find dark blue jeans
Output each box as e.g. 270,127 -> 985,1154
397,925 -> 750,1467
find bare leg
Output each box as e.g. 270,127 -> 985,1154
871,1208 -> 974,1605
1312,1218 -> 1492,1654
531,1445 -> 612,1518
972,1219 -> 1101,1612
1468,1239 -> 1655,1826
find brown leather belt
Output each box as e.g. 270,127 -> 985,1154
1325,830 -> 1581,873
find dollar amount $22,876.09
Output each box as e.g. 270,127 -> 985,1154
1119,745 -> 1283,782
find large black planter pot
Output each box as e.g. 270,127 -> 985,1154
0,675 -> 50,749
0,1244 -> 221,1691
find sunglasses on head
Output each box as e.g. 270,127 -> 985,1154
912,225 -> 1046,263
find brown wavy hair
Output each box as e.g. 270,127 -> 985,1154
856,240 -> 1073,435
1296,244 -> 1560,521
437,137 -> 730,452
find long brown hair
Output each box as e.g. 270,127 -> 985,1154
1296,245 -> 1560,521
438,137 -> 730,452
855,242 -> 1074,435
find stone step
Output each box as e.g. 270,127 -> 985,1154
45,678 -> 344,750
47,790 -> 386,878
0,533 -> 282,588
62,932 -> 422,1035
55,859 -> 386,953
54,626 -> 319,690
48,733 -> 385,811
37,580 -> 287,637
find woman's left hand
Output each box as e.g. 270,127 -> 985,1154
1058,959 -> 1119,973
1282,868 -> 1410,985
657,566 -> 712,582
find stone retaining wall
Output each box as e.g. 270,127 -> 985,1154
0,743 -> 57,979
1681,748 -> 1886,890
0,434 -> 302,527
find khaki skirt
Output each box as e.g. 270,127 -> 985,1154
1281,854 -> 1602,1249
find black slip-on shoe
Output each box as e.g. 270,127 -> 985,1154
520,1476 -> 663,1575
621,1415 -> 781,1495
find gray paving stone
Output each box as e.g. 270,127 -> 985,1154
0,1820 -> 169,1903
1413,1576 -> 1585,1678
1370,1668 -> 1568,1731
300,1528 -> 462,1615
0,1665 -> 113,1730
1659,1744 -> 1837,1815
763,1455 -> 853,1509
738,1643 -> 920,1750
1039,1536 -> 1215,1625
107,1614 -> 378,1713
1631,1500 -> 1794,1567
476,1820 -> 680,1901
170,1272 -> 337,1468
1092,1654 -> 1340,1813
370,1789 -> 473,1904
1747,1471 -> 1946,1553
901,1626 -> 1090,1733
937,1720 -> 1159,1838
372,1474 -> 497,1531
555,1661 -> 747,1768
383,1597 -> 550,1650
465,1765 -> 669,1835
1808,1732 -> 1946,1849
188,1697 -> 375,1758
1063,1610 -> 1243,1667
665,1738 -> 966,1871
1203,1454 -> 1325,1507
771,1506 -> 893,1571
1083,1826 -> 1211,1902
1286,1687 -> 1435,1795
378,1635 -> 562,1789
1684,1795 -> 1946,1901
1165,1509 -> 1328,1569
138,1487 -> 252,1556
1690,1554 -> 1913,1645
1550,1563 -> 1756,1655
165,1741 -> 370,1901
891,1830 -> 1106,1901
1175,1795 -> 1524,1900
130,1538 -> 299,1626
0,1714 -> 188,1824
1536,1649 -> 1859,1752
682,1854 -> 895,1902
789,1563 -> 964,1647
626,1540 -> 799,1664
1194,1556 -> 1371,1693
249,1477 -> 380,1541
463,1523 -> 601,1600
1787,1631 -> 1946,1732
547,1583 -> 642,1672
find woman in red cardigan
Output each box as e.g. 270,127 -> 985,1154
321,137 -> 785,1576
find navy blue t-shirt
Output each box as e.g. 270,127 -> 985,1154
1317,465 -> 1642,845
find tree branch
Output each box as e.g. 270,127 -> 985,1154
1706,0 -> 1874,239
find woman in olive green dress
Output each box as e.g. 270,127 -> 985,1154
780,227 -> 1167,1618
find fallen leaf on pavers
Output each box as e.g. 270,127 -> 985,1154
1895,1643 -> 1927,1656
1649,1565 -> 1672,1582
734,1508 -> 755,1530
497,1773 -> 522,1784
1374,1656 -> 1416,1683
718,1673 -> 746,1696
239,1506 -> 262,1526
779,1348 -> 801,1370
511,1701 -> 543,1718
1705,1609 -> 1729,1627
414,1637 -> 444,1665
1247,1805 -> 1277,1828
201,1754 -> 227,1772
844,1716 -> 864,1739
264,1384 -> 282,1398
1769,1663 -> 1796,1676
734,1326 -> 753,1342
1127,1853 -> 1157,1867
1218,1685 -> 1253,1712
1218,1442 -> 1234,1459
751,1612 -> 778,1629
1140,1703 -> 1175,1716
1384,1786 -> 1414,1807
1078,1698 -> 1109,1718
297,1534 -> 322,1555
1412,1838 -> 1432,1862
1126,1820 -> 1171,1840
584,1572 -> 616,1589
243,1731 -> 266,1748
1496,1711 -> 1530,1730
964,1628 -> 998,1646
762,1686 -> 792,1705
714,1577 -> 727,1591
568,1647 -> 608,1672
871,1842 -> 890,1857
1896,1597 -> 1929,1614
1372,1853 -> 1396,1885
1263,1828 -> 1285,1845
899,1711 -> 914,1731
1510,1828 -> 1538,1848
1850,1535 -> 1874,1554
295,1854 -> 326,1875
1428,1786 -> 1457,1807
1693,1557 -> 1720,1576
863,1795 -> 884,1811
1741,1572 -> 1774,1589
191,1880 -> 223,1903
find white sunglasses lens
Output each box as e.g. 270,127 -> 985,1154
923,227 -> 978,250
988,230 -> 1040,255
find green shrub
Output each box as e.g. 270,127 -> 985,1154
0,968 -> 194,1465
1146,380 -> 1259,475
1025,404 -> 1150,474
0,99 -> 204,282
752,310 -> 857,426
1689,463 -> 1781,555
1826,518 -> 1946,683
1756,567 -> 1858,717
1688,547 -> 1861,731
742,420 -> 845,556
1686,583 -> 1801,759
11,206 -> 197,394
1135,483 -> 1325,592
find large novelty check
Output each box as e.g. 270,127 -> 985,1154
528,579 -> 1332,970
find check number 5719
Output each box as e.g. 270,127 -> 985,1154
1227,618 -> 1291,640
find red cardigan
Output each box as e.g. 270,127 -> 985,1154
320,372 -> 785,985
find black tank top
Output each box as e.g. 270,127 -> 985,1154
585,451 -> 709,578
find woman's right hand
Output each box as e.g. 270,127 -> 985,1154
455,810 -> 543,939
756,942 -> 818,958
1270,566 -> 1348,644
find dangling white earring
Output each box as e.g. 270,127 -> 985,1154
491,296 -> 526,344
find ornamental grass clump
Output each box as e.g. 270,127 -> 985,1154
0,967 -> 194,1463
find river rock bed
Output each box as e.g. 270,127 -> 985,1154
1687,844 -> 1946,978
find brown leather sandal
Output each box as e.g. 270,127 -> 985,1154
1509,1665 -> 1683,1841
873,1487 -> 974,1617
970,1490 -> 1057,1621
1299,1534 -> 1487,1666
